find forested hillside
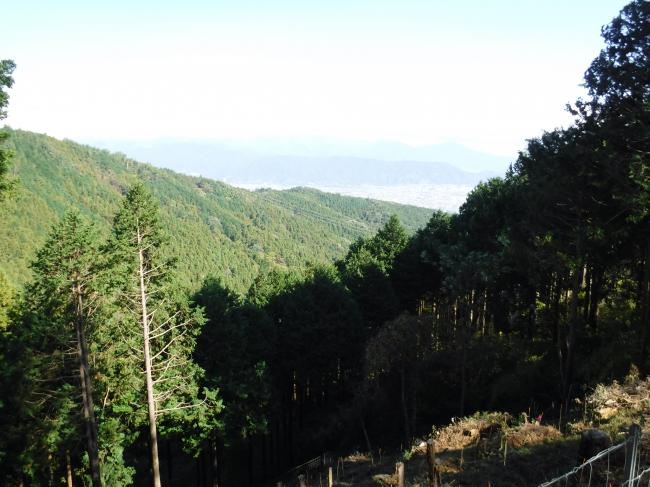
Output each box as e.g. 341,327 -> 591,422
0,129 -> 431,292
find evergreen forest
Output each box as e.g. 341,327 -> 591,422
2,1 -> 650,486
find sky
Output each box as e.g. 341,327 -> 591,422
3,0 -> 631,160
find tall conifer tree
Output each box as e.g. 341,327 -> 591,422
108,183 -> 213,487
25,212 -> 103,485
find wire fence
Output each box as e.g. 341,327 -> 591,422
274,451 -> 334,487
538,425 -> 644,487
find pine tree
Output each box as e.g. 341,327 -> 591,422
23,211 -> 103,485
108,182 -> 214,487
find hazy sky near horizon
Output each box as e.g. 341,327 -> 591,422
3,0 -> 629,158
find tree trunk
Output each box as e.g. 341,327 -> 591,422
583,265 -> 592,326
410,375 -> 418,436
262,433 -> 267,480
640,237 -> 650,376
563,257 -> 584,416
527,286 -> 537,339
288,392 -> 294,466
588,267 -> 602,329
400,367 -> 411,444
361,415 -> 373,454
459,330 -> 468,418
551,276 -> 560,347
210,437 -> 220,487
167,439 -> 173,484
66,451 -> 73,487
74,286 -> 102,487
248,437 -> 253,487
138,236 -> 162,487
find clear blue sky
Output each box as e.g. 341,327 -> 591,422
3,0 -> 630,158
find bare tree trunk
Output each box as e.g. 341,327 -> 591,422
66,451 -> 73,487
138,236 -> 162,487
74,287 -> 102,487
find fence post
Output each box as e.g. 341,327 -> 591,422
396,462 -> 405,487
426,439 -> 441,487
625,424 -> 642,487
328,467 -> 333,487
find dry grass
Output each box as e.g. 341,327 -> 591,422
507,423 -> 561,449
404,411 -> 561,460
584,366 -> 650,436
431,412 -> 510,453
346,452 -> 374,463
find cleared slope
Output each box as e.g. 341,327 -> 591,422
0,129 -> 433,292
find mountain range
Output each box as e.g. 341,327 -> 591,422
89,139 -> 507,186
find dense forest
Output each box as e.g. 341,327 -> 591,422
1,1 -> 650,486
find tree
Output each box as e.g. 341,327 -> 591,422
364,313 -> 429,444
391,210 -> 450,312
578,0 -> 650,372
583,0 -> 650,108
0,59 -> 16,199
195,278 -> 271,486
23,212 -> 103,485
338,216 -> 408,332
108,182 -> 214,487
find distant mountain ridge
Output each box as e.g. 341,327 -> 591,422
0,129 -> 433,293
89,139 -> 506,187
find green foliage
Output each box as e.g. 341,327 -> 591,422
0,129 -> 431,293
0,270 -> 13,331
338,216 -> 408,331
195,278 -> 271,442
0,59 -> 16,200
0,60 -> 15,120
0,213 -> 105,484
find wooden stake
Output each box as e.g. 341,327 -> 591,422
427,439 -> 441,487
396,462 -> 405,487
